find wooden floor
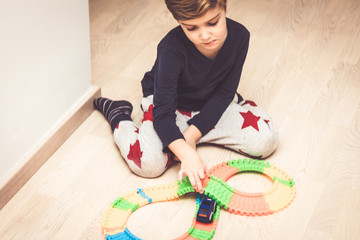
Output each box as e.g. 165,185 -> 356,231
1,0 -> 360,239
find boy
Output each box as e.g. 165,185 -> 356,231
94,0 -> 278,193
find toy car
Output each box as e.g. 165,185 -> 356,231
196,196 -> 217,223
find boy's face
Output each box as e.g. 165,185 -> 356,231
178,5 -> 227,59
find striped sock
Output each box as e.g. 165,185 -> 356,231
93,97 -> 133,132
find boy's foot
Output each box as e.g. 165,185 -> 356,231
93,97 -> 133,131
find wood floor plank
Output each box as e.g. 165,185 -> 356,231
1,0 -> 359,239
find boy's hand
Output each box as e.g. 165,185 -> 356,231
178,150 -> 206,193
168,139 -> 206,193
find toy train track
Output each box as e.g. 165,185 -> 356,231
101,159 -> 296,240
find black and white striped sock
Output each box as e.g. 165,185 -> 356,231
93,97 -> 133,132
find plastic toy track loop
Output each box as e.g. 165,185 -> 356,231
101,159 -> 296,240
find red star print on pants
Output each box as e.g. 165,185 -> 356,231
240,111 -> 261,131
127,140 -> 142,168
177,109 -> 192,118
142,104 -> 154,122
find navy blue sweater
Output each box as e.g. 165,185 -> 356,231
141,18 -> 250,151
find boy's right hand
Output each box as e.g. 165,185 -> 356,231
178,150 -> 206,193
168,139 -> 206,192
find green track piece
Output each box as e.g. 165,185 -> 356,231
213,205 -> 221,220
112,197 -> 139,212
189,229 -> 216,240
204,176 -> 234,210
177,177 -> 196,196
187,226 -> 195,234
273,177 -> 295,187
227,159 -> 270,173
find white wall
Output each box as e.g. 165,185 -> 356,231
0,0 -> 92,180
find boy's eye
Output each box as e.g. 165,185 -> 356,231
185,19 -> 219,31
187,26 -> 197,31
208,20 -> 219,26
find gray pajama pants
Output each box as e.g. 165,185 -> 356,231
113,95 -> 278,178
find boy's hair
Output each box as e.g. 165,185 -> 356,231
165,0 -> 227,21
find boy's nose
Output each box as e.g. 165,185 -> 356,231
200,30 -> 211,41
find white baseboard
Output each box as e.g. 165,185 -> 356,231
0,85 -> 101,210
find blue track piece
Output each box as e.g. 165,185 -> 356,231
105,228 -> 143,240
137,188 -> 153,203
